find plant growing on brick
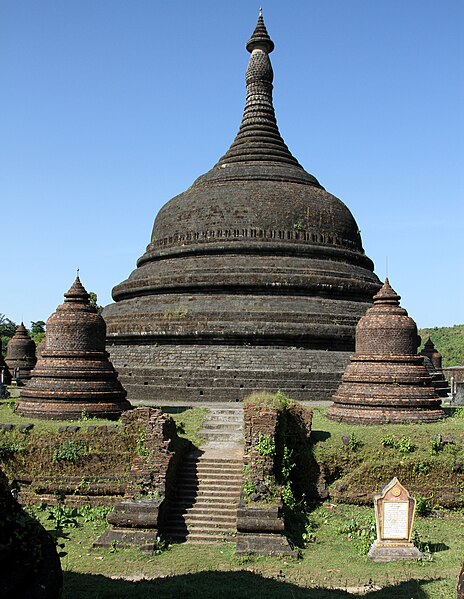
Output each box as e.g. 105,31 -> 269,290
255,433 -> 275,457
53,441 -> 87,464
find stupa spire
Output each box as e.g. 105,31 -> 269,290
217,11 -> 304,170
246,8 -> 275,53
64,274 -> 90,303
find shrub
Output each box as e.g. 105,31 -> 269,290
255,433 -> 275,457
415,495 -> 432,516
348,432 -> 362,452
0,436 -> 25,459
53,441 -> 87,464
243,390 -> 289,411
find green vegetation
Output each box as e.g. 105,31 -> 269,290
0,398 -> 120,434
23,501 -> 464,598
255,433 -> 276,457
1,397 -> 464,596
164,406 -> 208,448
0,313 -> 16,356
53,440 -> 88,464
311,408 -> 464,508
419,323 -> 464,367
30,320 -> 46,347
243,389 -> 289,410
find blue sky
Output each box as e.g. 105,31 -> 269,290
1,1 -> 463,329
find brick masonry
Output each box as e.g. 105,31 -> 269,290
103,13 -> 381,404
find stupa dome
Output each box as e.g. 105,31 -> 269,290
104,13 -> 381,403
327,279 -> 444,423
420,337 -> 443,370
5,322 -> 37,382
16,276 -> 131,420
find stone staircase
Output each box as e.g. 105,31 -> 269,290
162,405 -> 243,544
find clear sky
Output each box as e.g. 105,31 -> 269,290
1,1 -> 463,329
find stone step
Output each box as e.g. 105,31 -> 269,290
164,530 -> 233,544
176,476 -> 242,486
171,503 -> 238,516
175,487 -> 241,496
202,422 -> 242,430
173,512 -> 237,524
166,519 -> 235,531
121,366 -> 343,381
187,466 -> 243,475
199,432 -> 243,442
122,384 -> 338,403
175,500 -> 238,509
183,456 -> 243,467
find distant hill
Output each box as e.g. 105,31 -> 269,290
418,324 -> 464,368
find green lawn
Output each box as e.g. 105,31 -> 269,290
28,501 -> 464,598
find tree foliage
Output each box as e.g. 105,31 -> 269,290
89,292 -> 103,315
30,321 -> 46,335
0,314 -> 16,338
419,324 -> 464,368
0,315 -> 16,356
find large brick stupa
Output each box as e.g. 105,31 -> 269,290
104,12 -> 381,403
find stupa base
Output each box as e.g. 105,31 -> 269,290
14,398 -> 132,421
327,403 -> 445,425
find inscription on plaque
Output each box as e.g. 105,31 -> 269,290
383,501 -> 409,539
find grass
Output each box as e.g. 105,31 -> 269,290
3,399 -> 464,595
164,407 -> 209,448
0,397 -> 120,433
310,407 -> 464,508
29,501 -> 464,598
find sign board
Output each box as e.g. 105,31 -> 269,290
368,477 -> 424,562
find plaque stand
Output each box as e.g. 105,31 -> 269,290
368,478 -> 425,563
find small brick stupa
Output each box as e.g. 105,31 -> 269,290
327,279 -> 444,424
0,341 -> 11,385
420,338 -> 450,398
5,322 -> 37,382
16,275 -> 131,420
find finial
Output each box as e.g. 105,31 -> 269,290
246,9 -> 274,53
259,7 -> 263,17
77,267 -> 80,277
65,272 -> 90,303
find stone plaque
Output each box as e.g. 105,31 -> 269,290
382,501 -> 409,539
368,477 -> 424,562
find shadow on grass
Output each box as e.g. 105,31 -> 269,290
64,570 -> 440,599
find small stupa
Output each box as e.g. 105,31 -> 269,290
5,323 -> 37,382
327,279 -> 444,424
420,337 -> 443,369
0,341 -> 11,386
16,275 -> 131,420
420,338 -> 450,397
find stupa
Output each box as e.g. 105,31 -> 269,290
327,279 -> 444,423
420,338 -> 450,397
0,341 -> 11,386
16,275 -> 131,419
5,322 -> 37,382
104,12 -> 381,403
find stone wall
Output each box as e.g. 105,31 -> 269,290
107,343 -> 349,403
1,407 -> 187,511
237,395 -> 312,555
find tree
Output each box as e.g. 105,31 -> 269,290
0,314 -> 16,338
30,321 -> 46,335
89,292 -> 104,315
0,315 -> 17,357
